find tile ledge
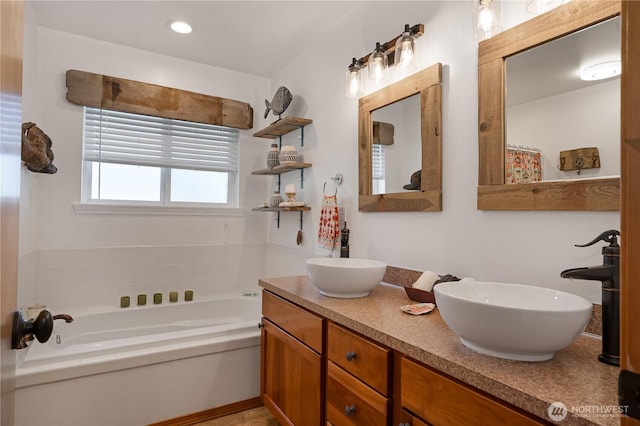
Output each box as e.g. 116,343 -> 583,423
72,203 -> 245,216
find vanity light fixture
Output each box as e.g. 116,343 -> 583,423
345,58 -> 364,99
344,24 -> 424,98
472,0 -> 502,41
395,24 -> 417,75
368,42 -> 389,85
169,21 -> 192,34
580,61 -> 622,81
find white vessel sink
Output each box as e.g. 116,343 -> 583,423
305,258 -> 387,298
434,281 -> 592,361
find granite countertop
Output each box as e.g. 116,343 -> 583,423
259,275 -> 620,426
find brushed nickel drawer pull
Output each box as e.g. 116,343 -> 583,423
346,351 -> 357,361
344,405 -> 356,416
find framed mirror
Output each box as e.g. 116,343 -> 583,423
359,62 -> 442,212
477,0 -> 620,210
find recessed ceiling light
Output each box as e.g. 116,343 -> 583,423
580,61 -> 621,81
169,21 -> 192,34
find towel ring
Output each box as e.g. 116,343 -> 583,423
323,182 -> 337,196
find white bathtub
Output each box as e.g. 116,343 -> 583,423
15,294 -> 262,426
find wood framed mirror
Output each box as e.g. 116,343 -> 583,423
359,62 -> 442,212
477,0 -> 620,211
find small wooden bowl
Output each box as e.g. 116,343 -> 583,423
404,287 -> 436,305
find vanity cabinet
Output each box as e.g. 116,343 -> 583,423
261,291 -> 324,426
326,323 -> 391,425
400,357 -> 546,426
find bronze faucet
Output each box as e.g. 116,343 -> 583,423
560,230 -> 620,366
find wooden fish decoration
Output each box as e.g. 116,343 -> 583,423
264,86 -> 292,119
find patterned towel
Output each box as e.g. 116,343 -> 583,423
317,194 -> 340,251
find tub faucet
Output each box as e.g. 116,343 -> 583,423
560,229 -> 620,366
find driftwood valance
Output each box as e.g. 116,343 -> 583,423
65,70 -> 253,130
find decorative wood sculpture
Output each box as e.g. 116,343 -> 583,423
21,122 -> 57,174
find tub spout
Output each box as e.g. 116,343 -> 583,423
53,314 -> 74,323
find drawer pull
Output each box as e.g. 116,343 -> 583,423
344,405 -> 356,416
345,351 -> 357,361
399,423 -> 410,426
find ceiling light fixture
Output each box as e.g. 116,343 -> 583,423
169,21 -> 192,34
580,61 -> 622,81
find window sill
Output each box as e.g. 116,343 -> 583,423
72,203 -> 245,217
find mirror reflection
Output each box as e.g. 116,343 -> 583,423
358,62 -> 442,212
505,16 -> 620,183
370,94 -> 421,194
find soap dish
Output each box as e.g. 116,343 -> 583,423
404,287 -> 436,305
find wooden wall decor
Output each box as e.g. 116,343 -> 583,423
66,70 -> 253,130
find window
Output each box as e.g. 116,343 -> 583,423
82,108 -> 239,207
372,143 -> 386,194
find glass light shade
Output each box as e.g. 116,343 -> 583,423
345,58 -> 363,99
526,0 -> 565,14
472,0 -> 503,41
368,42 -> 388,85
394,26 -> 416,75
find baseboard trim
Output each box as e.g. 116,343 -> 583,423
148,397 -> 263,426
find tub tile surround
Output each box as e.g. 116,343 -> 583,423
259,275 -> 619,426
24,243 -> 267,313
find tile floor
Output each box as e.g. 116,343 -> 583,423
194,406 -> 279,426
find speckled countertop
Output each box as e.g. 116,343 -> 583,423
259,275 -> 620,426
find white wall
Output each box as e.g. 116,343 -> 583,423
265,1 -> 619,304
20,22 -> 273,311
20,1 -> 621,311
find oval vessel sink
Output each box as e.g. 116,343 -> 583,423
434,281 -> 592,361
305,258 -> 387,298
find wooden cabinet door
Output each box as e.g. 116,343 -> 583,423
401,357 -> 544,426
261,319 -> 323,426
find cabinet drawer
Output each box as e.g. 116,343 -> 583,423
262,291 -> 323,353
326,362 -> 389,426
327,322 -> 390,396
401,357 -> 544,426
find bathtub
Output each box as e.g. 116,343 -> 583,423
15,294 -> 262,426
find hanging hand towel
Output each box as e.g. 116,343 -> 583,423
317,194 -> 340,251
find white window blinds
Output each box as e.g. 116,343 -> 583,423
372,144 -> 385,180
83,107 -> 239,173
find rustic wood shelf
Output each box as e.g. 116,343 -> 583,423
252,206 -> 311,212
253,117 -> 313,139
251,162 -> 312,175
